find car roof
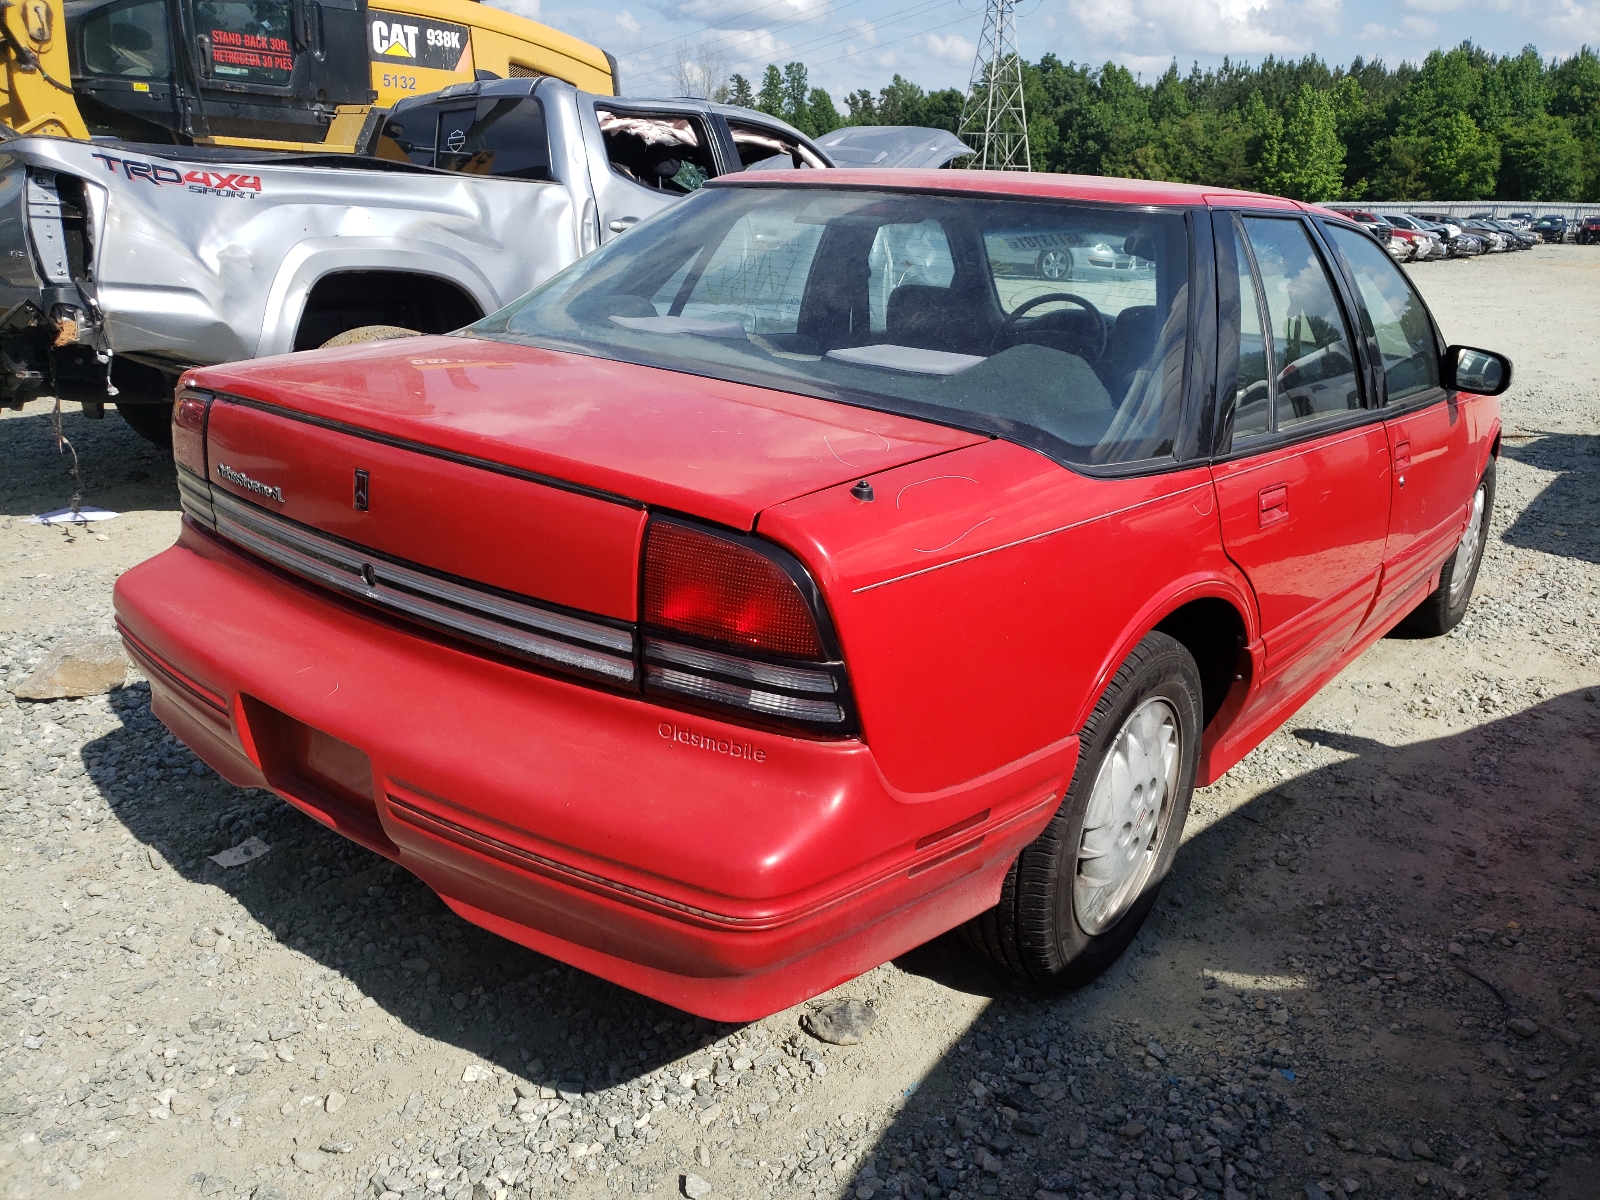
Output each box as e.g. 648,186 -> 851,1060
707,168 -> 1316,210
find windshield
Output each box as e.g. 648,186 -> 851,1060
469,185 -> 1192,467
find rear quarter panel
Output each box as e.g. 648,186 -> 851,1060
760,439 -> 1254,796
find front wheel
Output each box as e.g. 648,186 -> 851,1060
962,631 -> 1201,984
1037,248 -> 1074,281
1399,459 -> 1494,636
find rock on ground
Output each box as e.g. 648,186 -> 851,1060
12,632 -> 130,699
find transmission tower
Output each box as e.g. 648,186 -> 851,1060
957,0 -> 1031,170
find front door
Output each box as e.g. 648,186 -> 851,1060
1211,213 -> 1391,711
1320,222 -> 1473,631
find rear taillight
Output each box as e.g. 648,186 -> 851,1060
641,519 -> 854,734
173,389 -> 215,529
645,521 -> 823,659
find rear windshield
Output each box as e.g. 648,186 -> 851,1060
469,185 -> 1192,467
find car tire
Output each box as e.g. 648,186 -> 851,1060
1399,458 -> 1495,637
319,325 -> 423,349
115,402 -> 174,452
962,631 -> 1201,984
1037,248 -> 1074,281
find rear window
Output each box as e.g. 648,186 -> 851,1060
470,185 -> 1192,467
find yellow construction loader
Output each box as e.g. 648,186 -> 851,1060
0,0 -> 616,151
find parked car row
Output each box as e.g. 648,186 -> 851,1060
1461,212 -> 1600,247
1330,208 -> 1552,260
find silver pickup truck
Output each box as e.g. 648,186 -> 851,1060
0,77 -> 847,445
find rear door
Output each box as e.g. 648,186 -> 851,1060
1211,212 -> 1391,709
1320,219 -> 1470,633
576,97 -> 722,242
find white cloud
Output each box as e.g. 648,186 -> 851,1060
1063,0 -> 1318,59
1399,0 -> 1490,13
919,32 -> 976,64
1530,0 -> 1597,55
488,0 -> 545,20
663,0 -> 833,31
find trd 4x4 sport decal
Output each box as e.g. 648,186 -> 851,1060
88,154 -> 263,198
368,13 -> 471,72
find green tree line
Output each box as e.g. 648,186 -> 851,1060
725,43 -> 1600,202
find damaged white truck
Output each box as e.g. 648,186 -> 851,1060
0,76 -> 865,446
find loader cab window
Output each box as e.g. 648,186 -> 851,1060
596,109 -> 715,194
192,0 -> 296,86
79,0 -> 174,79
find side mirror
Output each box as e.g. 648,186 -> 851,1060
1443,345 -> 1512,396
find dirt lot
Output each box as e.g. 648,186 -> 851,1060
1,245 -> 1597,1200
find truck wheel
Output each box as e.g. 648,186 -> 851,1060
320,325 -> 422,349
115,402 -> 174,452
962,631 -> 1201,984
1399,459 -> 1495,637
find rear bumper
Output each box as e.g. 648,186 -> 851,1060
114,522 -> 1073,1019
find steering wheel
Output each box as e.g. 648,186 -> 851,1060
994,292 -> 1107,361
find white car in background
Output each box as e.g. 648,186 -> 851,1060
983,231 -> 1155,281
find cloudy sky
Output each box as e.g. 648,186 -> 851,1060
487,0 -> 1597,101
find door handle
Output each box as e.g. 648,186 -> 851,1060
607,216 -> 641,233
1393,438 -> 1411,488
1257,483 -> 1289,527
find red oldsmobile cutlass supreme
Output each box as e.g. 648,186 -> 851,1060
114,172 -> 1511,1020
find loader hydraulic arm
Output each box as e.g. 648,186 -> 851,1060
0,0 -> 89,139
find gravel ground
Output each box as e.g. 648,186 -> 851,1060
1,245 -> 1597,1200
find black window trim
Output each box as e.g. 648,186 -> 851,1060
1207,207 -> 1383,462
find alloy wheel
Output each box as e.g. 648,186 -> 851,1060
1448,482 -> 1487,605
1074,697 -> 1180,936
1039,249 -> 1073,280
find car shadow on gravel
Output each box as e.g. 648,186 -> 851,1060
877,689 -> 1599,1200
73,683 -> 1598,1197
0,402 -> 178,519
1500,433 -> 1600,565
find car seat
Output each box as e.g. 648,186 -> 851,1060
1096,305 -> 1161,406
886,284 -> 994,357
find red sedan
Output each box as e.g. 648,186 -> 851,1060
114,172 -> 1510,1020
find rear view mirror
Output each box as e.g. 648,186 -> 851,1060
1444,345 -> 1512,396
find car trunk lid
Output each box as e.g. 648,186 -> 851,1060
190,335 -> 981,621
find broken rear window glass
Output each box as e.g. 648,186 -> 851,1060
597,111 -> 714,194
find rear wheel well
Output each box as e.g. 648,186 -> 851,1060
293,272 -> 483,352
1154,597 -> 1248,730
